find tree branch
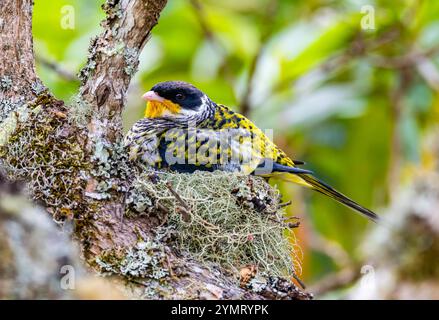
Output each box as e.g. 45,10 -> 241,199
78,2 -> 168,239
0,0 -> 44,105
36,56 -> 78,82
77,0 -> 168,256
79,0 -> 167,122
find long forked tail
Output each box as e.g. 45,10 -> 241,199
298,174 -> 379,223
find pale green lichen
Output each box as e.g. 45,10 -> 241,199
86,137 -> 133,200
0,100 -> 15,123
102,41 -> 125,57
126,170 -> 300,281
96,239 -> 169,280
0,76 -> 13,91
248,274 -> 268,293
125,188 -> 153,213
95,234 -> 176,299
102,0 -> 123,21
0,99 -> 88,221
78,37 -> 98,83
0,98 -> 26,129
31,81 -> 46,95
78,60 -> 96,82
124,47 -> 139,76
67,95 -> 93,128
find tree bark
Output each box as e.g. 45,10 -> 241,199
0,0 -> 44,107
76,0 -> 168,259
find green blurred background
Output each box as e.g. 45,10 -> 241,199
33,0 -> 439,290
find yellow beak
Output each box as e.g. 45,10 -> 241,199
142,91 -> 181,118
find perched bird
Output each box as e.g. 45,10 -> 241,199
125,81 -> 379,222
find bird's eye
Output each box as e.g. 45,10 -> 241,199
175,93 -> 185,100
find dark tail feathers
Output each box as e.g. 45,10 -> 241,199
300,174 -> 379,223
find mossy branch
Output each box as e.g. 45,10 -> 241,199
79,0 -> 168,121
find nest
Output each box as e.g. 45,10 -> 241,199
126,170 -> 301,280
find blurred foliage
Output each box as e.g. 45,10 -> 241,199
33,0 -> 439,286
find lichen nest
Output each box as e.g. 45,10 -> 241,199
126,170 -> 301,280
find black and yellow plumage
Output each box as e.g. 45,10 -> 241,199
125,81 -> 379,222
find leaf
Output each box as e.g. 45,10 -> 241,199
279,13 -> 363,83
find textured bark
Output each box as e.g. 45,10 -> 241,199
78,0 -> 169,259
0,175 -> 127,299
80,0 -> 166,117
0,0 -> 43,103
0,0 -> 311,300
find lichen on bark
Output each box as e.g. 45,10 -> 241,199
0,94 -> 89,222
126,170 -> 301,280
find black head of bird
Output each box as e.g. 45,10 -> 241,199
142,81 -> 210,118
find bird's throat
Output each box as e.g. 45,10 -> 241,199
144,100 -> 181,118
